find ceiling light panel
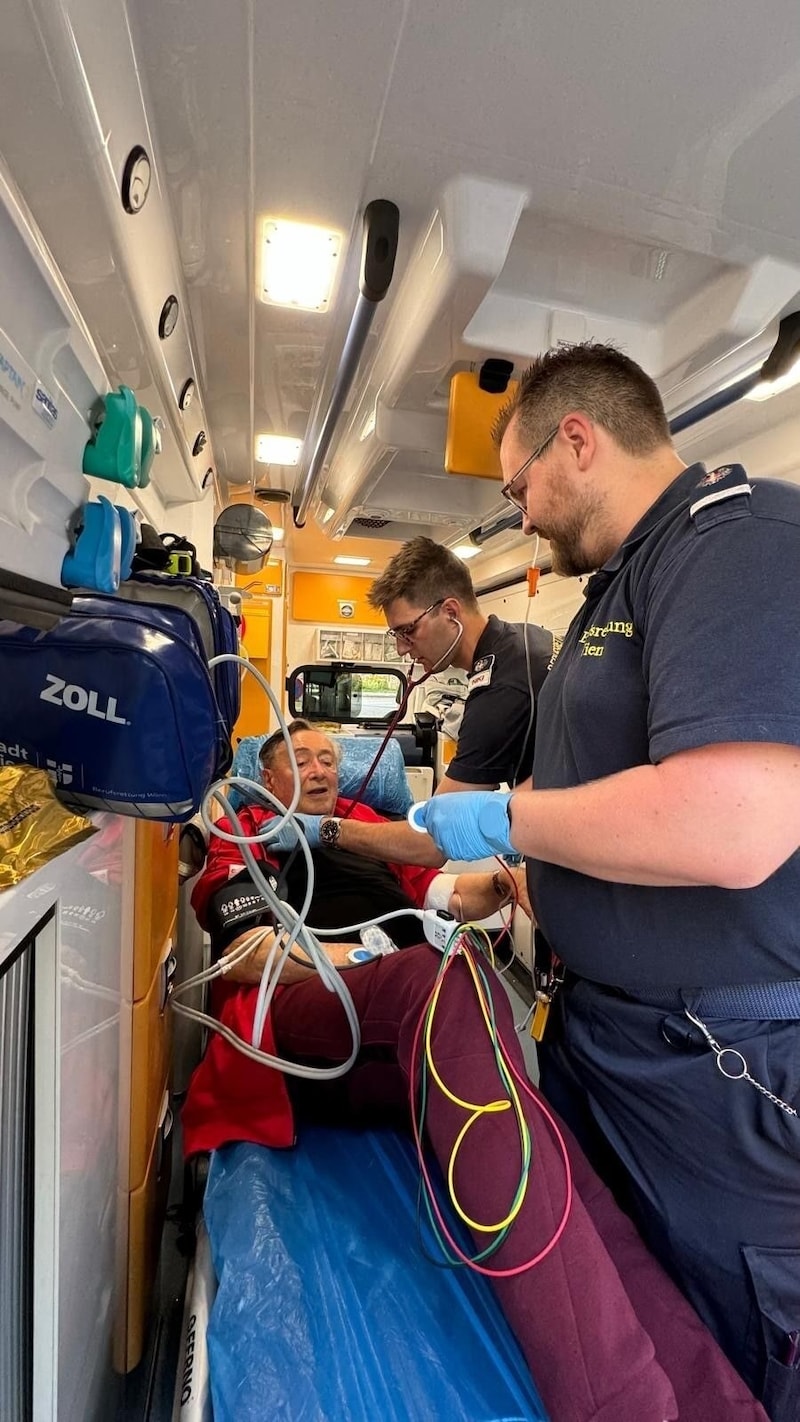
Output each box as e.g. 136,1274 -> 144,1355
255,434 -> 302,465
260,219 -> 341,312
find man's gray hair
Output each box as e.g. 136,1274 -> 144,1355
258,719 -> 341,770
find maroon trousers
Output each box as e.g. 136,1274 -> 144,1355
272,945 -> 766,1422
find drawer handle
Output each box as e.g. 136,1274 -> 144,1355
156,1102 -> 174,1179
160,948 -> 177,1012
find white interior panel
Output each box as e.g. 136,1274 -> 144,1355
480,573 -> 586,638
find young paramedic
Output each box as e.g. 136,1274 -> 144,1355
415,341 -> 800,1421
368,536 -> 554,793
182,721 -> 764,1422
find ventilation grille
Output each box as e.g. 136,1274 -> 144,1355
352,516 -> 390,529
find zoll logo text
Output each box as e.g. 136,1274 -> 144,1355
40,675 -> 129,724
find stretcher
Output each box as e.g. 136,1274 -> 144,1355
175,1125 -> 548,1421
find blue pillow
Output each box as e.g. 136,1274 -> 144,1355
336,735 -> 413,815
227,733 -> 413,817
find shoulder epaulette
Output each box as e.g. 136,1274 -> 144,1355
689,464 -> 752,526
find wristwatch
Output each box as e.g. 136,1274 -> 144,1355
318,816 -> 342,848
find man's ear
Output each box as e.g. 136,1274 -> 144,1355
561,412 -> 596,471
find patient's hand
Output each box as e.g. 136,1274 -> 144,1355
510,864 -> 534,922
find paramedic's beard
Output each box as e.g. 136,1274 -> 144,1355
547,529 -> 595,579
538,493 -> 614,579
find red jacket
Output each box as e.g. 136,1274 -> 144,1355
182,798 -> 438,1157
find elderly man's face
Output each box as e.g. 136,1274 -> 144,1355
262,729 -> 339,816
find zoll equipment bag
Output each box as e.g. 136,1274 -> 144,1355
69,594 -> 234,782
117,572 -> 241,738
0,610 -> 225,820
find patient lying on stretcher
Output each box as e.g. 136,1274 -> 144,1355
182,721 -> 766,1422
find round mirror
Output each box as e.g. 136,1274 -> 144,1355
213,504 -> 274,568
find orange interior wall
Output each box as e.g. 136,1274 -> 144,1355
291,571 -> 384,626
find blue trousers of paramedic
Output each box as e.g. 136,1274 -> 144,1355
539,979 -> 800,1422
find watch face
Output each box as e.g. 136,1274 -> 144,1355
320,817 -> 340,846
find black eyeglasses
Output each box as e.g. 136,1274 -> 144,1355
387,599 -> 444,644
500,425 -> 560,511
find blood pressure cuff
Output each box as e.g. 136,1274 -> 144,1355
0,609 -> 225,821
207,867 -> 278,959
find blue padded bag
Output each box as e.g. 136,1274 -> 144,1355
119,572 -> 241,740
128,571 -> 241,733
227,734 -> 413,815
0,613 -> 221,819
72,593 -> 206,661
70,594 -> 231,779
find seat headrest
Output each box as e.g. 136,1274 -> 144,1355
227,733 -> 413,817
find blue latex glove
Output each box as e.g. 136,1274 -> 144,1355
263,812 -> 322,851
415,791 -> 515,861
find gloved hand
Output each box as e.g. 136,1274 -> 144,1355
263,812 -> 322,851
414,791 -> 515,861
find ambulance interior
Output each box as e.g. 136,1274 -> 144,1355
1,0 -> 800,1417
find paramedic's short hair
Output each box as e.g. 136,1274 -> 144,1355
259,720 -> 341,771
493,342 -> 672,457
368,537 -> 479,613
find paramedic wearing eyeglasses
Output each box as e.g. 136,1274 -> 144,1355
368,537 -> 555,795
183,720 -> 764,1422
415,342 -> 800,1420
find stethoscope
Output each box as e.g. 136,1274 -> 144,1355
423,617 -> 464,678
341,616 -> 465,817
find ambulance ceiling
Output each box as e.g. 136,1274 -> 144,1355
2,0 -> 800,574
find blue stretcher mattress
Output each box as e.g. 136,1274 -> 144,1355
203,1126 -> 549,1421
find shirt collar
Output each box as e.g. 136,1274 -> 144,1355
472,615 -> 497,666
584,462 -> 706,598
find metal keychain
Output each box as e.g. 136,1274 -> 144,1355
684,1008 -> 798,1118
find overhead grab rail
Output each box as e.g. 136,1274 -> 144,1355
293,200 -> 400,528
670,310 -> 800,432
469,507 -> 524,546
469,312 -> 800,546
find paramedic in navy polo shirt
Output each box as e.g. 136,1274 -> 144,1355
368,536 -> 555,793
416,341 -> 800,1421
